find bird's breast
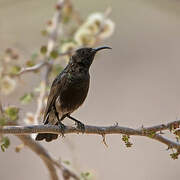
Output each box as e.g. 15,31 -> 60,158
56,73 -> 90,115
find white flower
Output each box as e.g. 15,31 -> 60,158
74,12 -> 115,46
99,19 -> 115,39
24,112 -> 35,125
82,21 -> 99,35
83,13 -> 104,34
87,13 -> 104,27
74,28 -> 96,46
61,42 -> 77,63
1,76 -> 16,95
61,42 -> 77,53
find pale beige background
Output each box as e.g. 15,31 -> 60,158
1,0 -> 180,180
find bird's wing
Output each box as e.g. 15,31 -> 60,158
43,73 -> 66,123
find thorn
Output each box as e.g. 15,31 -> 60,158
101,134 -> 108,148
15,143 -> 24,153
114,122 -> 118,127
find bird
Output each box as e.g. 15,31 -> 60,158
35,46 -> 111,142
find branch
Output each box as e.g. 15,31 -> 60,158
46,0 -> 65,56
1,120 -> 180,151
33,62 -> 52,124
29,0 -> 65,124
1,121 -> 80,180
17,61 -> 48,76
17,135 -> 80,180
17,135 -> 59,180
17,0 -> 65,77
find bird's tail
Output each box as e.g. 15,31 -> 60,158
35,133 -> 58,142
35,118 -> 58,142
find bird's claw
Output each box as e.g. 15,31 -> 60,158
58,122 -> 66,137
75,121 -> 85,133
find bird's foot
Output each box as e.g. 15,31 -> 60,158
66,114 -> 85,133
58,122 -> 66,137
75,120 -> 85,133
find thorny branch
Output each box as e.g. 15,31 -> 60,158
1,120 -> 180,152
1,119 -> 80,180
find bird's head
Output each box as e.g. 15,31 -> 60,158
70,46 -> 112,69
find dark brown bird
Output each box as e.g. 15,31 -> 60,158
35,46 -> 111,142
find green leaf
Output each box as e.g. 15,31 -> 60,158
170,152 -> 179,160
63,160 -> 70,165
5,106 -> 19,121
122,135 -> 133,148
26,60 -> 35,67
84,172 -> 90,177
1,136 -> 10,152
1,145 -> 5,152
174,129 -> 180,138
9,65 -> 21,75
122,135 -> 129,143
0,117 -> 6,126
3,137 -> 10,148
60,38 -> 76,44
40,45 -> 47,55
147,131 -> 156,138
125,142 -> 133,148
20,93 -> 34,104
80,172 -> 92,180
62,16 -> 70,24
50,50 -> 59,59
41,29 -> 48,36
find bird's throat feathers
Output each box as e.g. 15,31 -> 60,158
67,55 -> 94,73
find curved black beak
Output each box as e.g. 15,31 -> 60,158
93,46 -> 112,53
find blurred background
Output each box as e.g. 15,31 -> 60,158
1,0 -> 180,179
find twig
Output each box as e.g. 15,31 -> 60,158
17,0 -> 65,78
33,81 -> 46,124
17,135 -> 80,180
17,62 -> 48,76
1,120 -> 180,151
2,119 -> 80,180
34,0 -> 65,124
102,134 -> 108,147
46,0 -> 65,56
16,50 -> 72,77
53,160 -> 80,180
